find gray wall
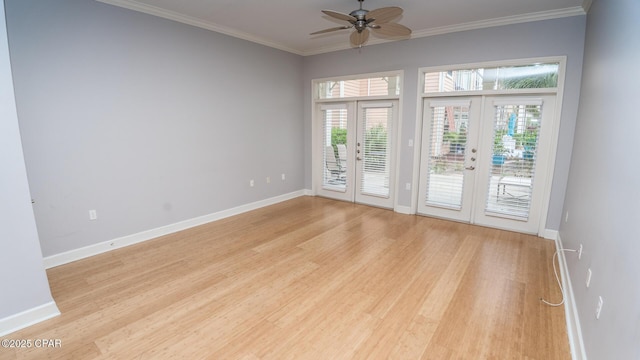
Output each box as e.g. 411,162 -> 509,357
5,1 -> 586,261
0,0 -> 55,320
6,0 -> 305,257
6,0 -> 631,353
561,1 -> 640,359
303,16 -> 586,231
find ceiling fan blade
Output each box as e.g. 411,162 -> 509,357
350,28 -> 370,47
322,10 -> 356,23
373,22 -> 412,37
367,6 -> 403,24
310,26 -> 352,35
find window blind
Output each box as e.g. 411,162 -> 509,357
484,103 -> 542,219
424,104 -> 470,209
360,107 -> 391,198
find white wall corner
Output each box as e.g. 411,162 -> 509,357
555,234 -> 587,360
44,190 -> 307,269
0,302 -> 60,337
303,189 -> 314,196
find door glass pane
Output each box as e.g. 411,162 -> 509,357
360,107 -> 391,198
425,105 -> 469,209
322,108 -> 348,191
485,103 -> 542,218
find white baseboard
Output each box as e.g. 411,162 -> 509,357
44,190 -> 307,269
542,228 -> 559,240
555,234 -> 587,360
394,205 -> 412,215
0,301 -> 60,337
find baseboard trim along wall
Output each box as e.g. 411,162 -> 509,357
555,234 -> 587,360
43,190 -> 307,269
0,302 -> 60,337
394,205 -> 412,215
542,229 -> 559,240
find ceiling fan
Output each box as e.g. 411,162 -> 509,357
310,0 -> 412,47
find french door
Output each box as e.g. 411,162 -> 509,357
417,95 -> 556,234
316,100 -> 398,209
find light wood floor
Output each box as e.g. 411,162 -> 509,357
1,197 -> 571,359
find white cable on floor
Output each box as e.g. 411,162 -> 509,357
540,248 -> 577,307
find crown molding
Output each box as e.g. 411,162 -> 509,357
96,0 -> 305,55
97,0 -> 587,57
409,6 -> 587,41
303,6 -> 587,56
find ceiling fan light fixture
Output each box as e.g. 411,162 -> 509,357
310,0 -> 411,48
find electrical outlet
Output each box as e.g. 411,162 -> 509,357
595,296 -> 603,319
266,176 -> 271,184
249,179 -> 254,187
586,268 -> 592,287
281,173 -> 286,181
408,139 -> 414,147
405,183 -> 411,190
578,244 -> 583,260
89,210 -> 97,220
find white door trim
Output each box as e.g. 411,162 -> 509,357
312,70 -> 404,210
412,56 -> 567,236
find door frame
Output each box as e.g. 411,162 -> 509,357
311,71 -> 404,210
312,99 -> 400,209
411,57 -> 567,237
416,95 -> 557,234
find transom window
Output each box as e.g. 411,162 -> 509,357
316,74 -> 400,99
423,62 -> 559,94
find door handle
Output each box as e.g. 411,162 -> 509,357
357,156 -> 362,161
465,166 -> 475,170
470,157 -> 476,161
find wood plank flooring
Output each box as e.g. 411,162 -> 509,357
0,197 -> 571,359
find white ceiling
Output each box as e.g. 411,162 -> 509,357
97,0 -> 590,56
